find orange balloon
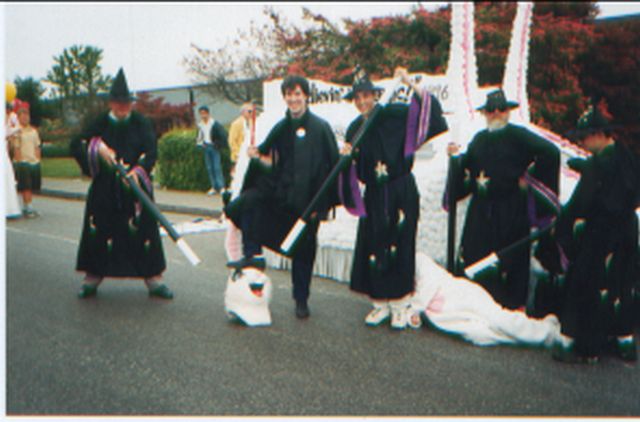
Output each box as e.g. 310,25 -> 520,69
6,82 -> 17,103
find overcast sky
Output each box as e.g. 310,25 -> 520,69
3,2 -> 640,93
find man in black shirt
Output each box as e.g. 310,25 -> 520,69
225,75 -> 339,319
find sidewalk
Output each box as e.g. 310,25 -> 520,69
39,177 -> 223,218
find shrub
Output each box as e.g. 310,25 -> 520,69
41,142 -> 70,158
157,127 -> 232,191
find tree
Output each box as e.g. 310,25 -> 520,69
133,92 -> 194,137
184,2 -> 627,146
527,2 -> 598,135
45,45 -> 112,122
578,15 -> 640,154
183,9 -> 282,105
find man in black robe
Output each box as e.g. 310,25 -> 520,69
339,67 -> 448,329
552,104 -> 639,363
447,89 -> 560,310
224,75 -> 339,319
71,68 -> 173,299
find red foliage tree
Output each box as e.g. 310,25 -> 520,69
579,16 -> 640,153
133,92 -> 194,137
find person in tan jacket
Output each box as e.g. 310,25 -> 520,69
228,102 -> 255,167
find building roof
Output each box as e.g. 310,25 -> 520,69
595,12 -> 640,24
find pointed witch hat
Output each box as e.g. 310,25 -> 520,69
109,68 -> 136,102
343,65 -> 384,100
566,98 -> 617,141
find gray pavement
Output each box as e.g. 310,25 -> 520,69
40,176 -> 223,217
5,195 -> 640,417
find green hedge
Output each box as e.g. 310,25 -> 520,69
41,142 -> 71,158
157,128 -> 231,191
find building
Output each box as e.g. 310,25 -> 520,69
137,79 -> 262,127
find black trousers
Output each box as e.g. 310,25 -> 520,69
235,188 -> 320,304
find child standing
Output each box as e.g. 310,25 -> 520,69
12,103 -> 42,218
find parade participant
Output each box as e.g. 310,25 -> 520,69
447,89 -> 560,310
552,104 -> 639,363
339,67 -> 448,329
410,252 -> 560,347
12,102 -> 41,217
224,75 -> 340,319
228,102 -> 254,166
196,105 -> 228,196
70,68 -> 173,299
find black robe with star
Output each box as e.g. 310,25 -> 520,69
341,96 -> 447,300
70,111 -> 166,278
555,141 -> 640,356
449,123 -> 560,309
224,108 -> 339,255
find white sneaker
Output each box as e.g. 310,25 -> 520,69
390,307 -> 408,330
408,311 -> 423,329
365,306 -> 390,326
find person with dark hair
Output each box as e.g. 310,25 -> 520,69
196,105 -> 228,195
280,75 -> 310,97
70,68 -> 173,300
446,89 -> 560,311
224,74 -> 339,319
551,104 -> 639,363
339,66 -> 448,329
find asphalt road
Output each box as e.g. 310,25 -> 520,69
6,196 -> 640,417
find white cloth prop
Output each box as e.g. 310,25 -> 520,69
3,143 -> 21,218
223,219 -> 272,326
224,267 -> 273,327
410,252 -> 560,347
4,113 -> 21,218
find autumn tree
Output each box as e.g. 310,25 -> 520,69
183,2 -> 638,147
578,14 -> 640,153
133,92 -> 194,137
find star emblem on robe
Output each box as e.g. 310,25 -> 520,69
375,161 -> 388,179
476,170 -> 490,190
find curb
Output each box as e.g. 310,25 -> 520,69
39,188 -> 222,218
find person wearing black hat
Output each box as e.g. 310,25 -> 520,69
446,88 -> 560,311
224,75 -> 340,319
70,68 -> 173,299
339,66 -> 448,329
551,104 -> 639,363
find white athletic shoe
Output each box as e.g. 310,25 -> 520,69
407,311 -> 423,329
390,307 -> 408,330
365,306 -> 390,326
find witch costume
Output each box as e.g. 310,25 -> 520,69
447,89 -> 560,310
552,105 -> 639,363
339,70 -> 447,326
224,76 -> 340,318
70,68 -> 172,299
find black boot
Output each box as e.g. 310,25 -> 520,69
226,256 -> 266,271
295,300 -> 310,319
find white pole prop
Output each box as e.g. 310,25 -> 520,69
279,77 -> 403,255
464,252 -> 499,279
176,238 -> 202,266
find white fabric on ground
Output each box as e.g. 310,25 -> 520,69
411,252 -> 560,347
